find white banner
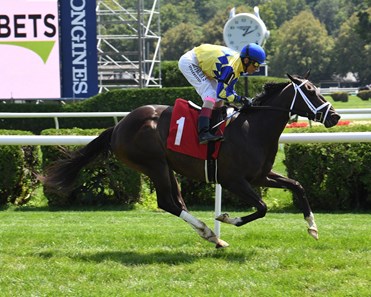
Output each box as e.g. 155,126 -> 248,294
0,0 -> 60,99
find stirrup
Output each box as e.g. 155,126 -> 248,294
199,132 -> 224,144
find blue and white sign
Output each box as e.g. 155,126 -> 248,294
59,0 -> 98,98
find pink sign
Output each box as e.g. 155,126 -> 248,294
0,0 -> 60,99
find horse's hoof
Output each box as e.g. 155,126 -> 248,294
216,213 -> 229,222
308,228 -> 319,240
215,239 -> 229,249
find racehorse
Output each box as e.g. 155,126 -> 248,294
41,72 -> 340,248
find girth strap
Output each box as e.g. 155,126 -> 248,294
204,159 -> 218,184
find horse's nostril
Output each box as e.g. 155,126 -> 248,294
325,112 -> 341,127
333,113 -> 341,123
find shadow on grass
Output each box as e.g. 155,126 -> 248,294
67,250 -> 253,266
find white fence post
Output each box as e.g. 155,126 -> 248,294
214,184 -> 222,237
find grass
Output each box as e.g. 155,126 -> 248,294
0,210 -> 370,296
324,95 -> 371,109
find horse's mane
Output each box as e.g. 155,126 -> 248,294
253,74 -> 311,106
253,81 -> 290,105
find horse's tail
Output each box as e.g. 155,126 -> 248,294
40,127 -> 114,194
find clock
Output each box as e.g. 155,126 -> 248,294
223,12 -> 268,51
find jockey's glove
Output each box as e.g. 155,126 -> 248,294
240,96 -> 253,107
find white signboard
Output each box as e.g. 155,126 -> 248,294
0,0 -> 60,99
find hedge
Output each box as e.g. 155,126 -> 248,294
0,130 -> 41,207
284,124 -> 371,211
40,128 -> 141,207
330,92 -> 348,102
357,90 -> 371,101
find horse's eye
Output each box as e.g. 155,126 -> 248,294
307,85 -> 316,93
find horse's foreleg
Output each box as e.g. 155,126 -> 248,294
150,167 -> 229,248
180,211 -> 229,248
258,171 -> 318,240
167,170 -> 228,247
305,212 -> 318,240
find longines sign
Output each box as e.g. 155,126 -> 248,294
60,0 -> 98,98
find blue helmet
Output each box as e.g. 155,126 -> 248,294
240,43 -> 266,64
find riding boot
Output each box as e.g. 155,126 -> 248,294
198,116 -> 224,144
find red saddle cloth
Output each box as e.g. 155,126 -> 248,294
167,98 -> 225,160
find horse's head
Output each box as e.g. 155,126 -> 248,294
286,72 -> 340,128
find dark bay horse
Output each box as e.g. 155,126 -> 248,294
42,73 -> 340,248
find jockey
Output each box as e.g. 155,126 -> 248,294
178,43 -> 266,144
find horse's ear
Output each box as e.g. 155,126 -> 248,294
287,73 -> 295,82
303,69 -> 311,79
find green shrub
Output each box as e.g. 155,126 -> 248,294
0,130 -> 41,207
41,129 -> 141,207
330,92 -> 348,102
284,124 -> 371,211
154,61 -> 190,87
357,90 -> 371,101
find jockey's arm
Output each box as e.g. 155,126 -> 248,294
216,66 -> 240,103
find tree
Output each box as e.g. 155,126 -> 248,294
356,6 -> 371,44
333,12 -> 371,85
194,0 -> 227,23
160,1 -> 201,33
160,4 -> 185,33
161,23 -> 203,60
312,0 -> 347,35
265,0 -> 308,27
201,10 -> 229,45
269,10 -> 334,82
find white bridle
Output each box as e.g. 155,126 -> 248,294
289,80 -> 332,123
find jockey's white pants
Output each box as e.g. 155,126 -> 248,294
178,50 -> 221,102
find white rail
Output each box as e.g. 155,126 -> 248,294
336,108 -> 371,113
279,132 -> 371,143
0,112 -> 129,129
0,132 -> 370,145
0,135 -> 96,145
0,110 -> 369,117
299,108 -> 371,120
0,108 -> 370,129
320,87 -> 358,95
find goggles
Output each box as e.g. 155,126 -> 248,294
248,60 -> 260,68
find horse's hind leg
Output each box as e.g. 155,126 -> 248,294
149,166 -> 229,248
216,179 -> 267,226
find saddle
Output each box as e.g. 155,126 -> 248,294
167,98 -> 230,183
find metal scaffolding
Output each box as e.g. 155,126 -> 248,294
96,0 -> 161,91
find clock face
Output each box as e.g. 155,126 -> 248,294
223,13 -> 267,51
